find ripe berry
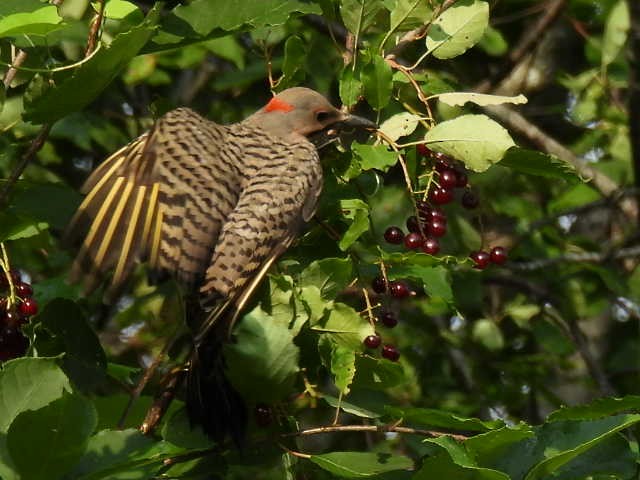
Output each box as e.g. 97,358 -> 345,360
384,226 -> 404,245
364,334 -> 381,349
15,282 -> 33,298
490,246 -> 508,265
254,403 -> 272,427
427,219 -> 447,237
455,169 -> 468,188
389,280 -> 410,298
422,237 -> 440,255
429,187 -> 454,205
433,152 -> 451,171
18,298 -> 37,317
0,326 -> 28,362
381,344 -> 400,362
470,251 -> 491,269
380,311 -> 398,328
371,276 -> 387,294
462,190 -> 479,209
3,310 -> 21,327
416,144 -> 431,157
404,232 -> 423,250
439,169 -> 458,189
429,208 -> 447,223
406,216 -> 420,234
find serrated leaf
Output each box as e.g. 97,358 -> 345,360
499,148 -> 580,183
338,199 -> 370,251
313,303 -> 374,350
433,92 -> 527,107
8,392 -> 97,480
24,7 -> 160,124
602,0 -> 629,68
321,394 -> 382,418
225,307 -> 299,403
378,112 -> 421,141
426,0 -> 489,59
340,0 -> 383,36
352,355 -> 405,390
0,0 -> 62,38
0,357 -> 71,433
331,345 -> 356,395
362,55 -> 393,110
352,143 -> 398,172
425,114 -> 515,172
388,264 -> 452,303
279,35 -> 306,89
310,451 -> 413,478
385,406 -> 503,432
300,257 -> 354,299
340,67 -> 363,108
547,395 -> 640,421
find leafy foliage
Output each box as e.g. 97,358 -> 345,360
0,0 -> 639,479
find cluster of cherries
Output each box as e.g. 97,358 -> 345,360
0,270 -> 37,362
361,147 -> 509,359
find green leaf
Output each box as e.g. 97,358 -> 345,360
362,55 -> 393,110
425,114 -> 515,172
426,0 -> 489,59
0,357 -> 71,433
547,395 -> 640,421
378,112 -> 421,142
340,0 -> 383,36
35,298 -> 107,391
472,318 -> 505,351
389,0 -> 431,33
331,345 -> 356,395
24,7 -> 160,124
0,0 -> 62,38
321,394 -> 382,418
478,25 -> 508,56
69,429 -> 184,479
352,143 -> 398,172
433,92 -> 527,107
352,355 -> 405,390
225,307 -> 299,403
0,211 -> 48,241
340,67 -> 363,108
279,35 -> 306,89
499,148 -> 580,183
310,451 -> 413,478
338,199 -> 370,251
388,264 -> 452,303
148,0 -> 320,51
385,406 -> 503,432
300,257 -> 354,299
9,181 -> 81,230
313,303 -> 375,351
601,0 -> 630,68
7,392 -> 97,480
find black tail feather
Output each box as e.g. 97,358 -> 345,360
186,336 -> 248,448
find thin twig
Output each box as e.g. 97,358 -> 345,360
3,49 -> 28,88
284,424 -> 469,442
85,0 -> 106,56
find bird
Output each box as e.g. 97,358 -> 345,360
64,86 -> 376,444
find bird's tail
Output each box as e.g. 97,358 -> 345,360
186,332 -> 247,447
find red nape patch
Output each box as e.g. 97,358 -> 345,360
265,97 -> 294,113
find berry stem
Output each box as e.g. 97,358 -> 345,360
361,287 -> 378,328
0,243 -> 16,309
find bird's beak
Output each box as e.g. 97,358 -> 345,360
339,113 -> 378,131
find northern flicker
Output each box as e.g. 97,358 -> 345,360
65,87 -> 376,443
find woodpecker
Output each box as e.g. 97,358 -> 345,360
65,87 -> 376,444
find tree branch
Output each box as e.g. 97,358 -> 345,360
628,0 -> 640,225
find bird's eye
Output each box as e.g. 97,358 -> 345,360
315,111 -> 330,122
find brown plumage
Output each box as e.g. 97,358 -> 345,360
65,87 -> 375,443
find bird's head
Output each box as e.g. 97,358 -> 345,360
246,87 -> 376,146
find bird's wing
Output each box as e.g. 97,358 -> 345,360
195,143 -> 323,343
65,108 -> 237,301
